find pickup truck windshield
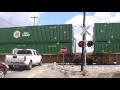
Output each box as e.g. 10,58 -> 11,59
17,50 -> 32,54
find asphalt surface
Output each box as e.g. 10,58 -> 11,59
6,66 -> 44,78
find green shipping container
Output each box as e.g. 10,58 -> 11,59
94,41 -> 120,53
59,24 -> 73,42
0,24 -> 73,43
94,23 -> 120,42
0,43 -> 73,54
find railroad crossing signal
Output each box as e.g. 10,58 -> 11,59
80,25 -> 91,36
87,41 -> 93,47
78,41 -> 93,47
78,41 -> 84,47
79,25 -> 93,47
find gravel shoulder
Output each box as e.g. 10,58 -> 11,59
33,64 -> 120,78
55,64 -> 120,78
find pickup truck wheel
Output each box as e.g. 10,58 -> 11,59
28,61 -> 32,70
9,65 -> 14,70
0,68 -> 5,78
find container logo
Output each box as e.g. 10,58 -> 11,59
22,32 -> 30,37
49,26 -> 56,28
13,30 -> 21,39
48,45 -> 56,47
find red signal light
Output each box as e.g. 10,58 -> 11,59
78,41 -> 84,47
87,41 -> 93,47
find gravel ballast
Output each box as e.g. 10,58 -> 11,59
53,64 -> 120,78
32,63 -> 120,78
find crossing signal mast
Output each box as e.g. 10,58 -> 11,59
79,12 -> 94,73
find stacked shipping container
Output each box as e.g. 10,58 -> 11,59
0,24 -> 74,54
94,23 -> 120,53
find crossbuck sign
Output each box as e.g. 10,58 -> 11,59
80,25 -> 91,36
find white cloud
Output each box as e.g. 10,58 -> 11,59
65,12 -> 120,53
94,12 -> 112,19
0,12 -> 45,28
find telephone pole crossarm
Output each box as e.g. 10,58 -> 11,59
31,16 -> 38,26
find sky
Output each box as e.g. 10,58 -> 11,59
0,12 -> 119,53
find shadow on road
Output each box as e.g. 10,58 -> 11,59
8,65 -> 37,71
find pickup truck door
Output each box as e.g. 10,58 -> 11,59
36,51 -> 42,63
33,51 -> 38,64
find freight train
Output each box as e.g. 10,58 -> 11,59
1,23 -> 120,64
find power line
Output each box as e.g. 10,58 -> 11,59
0,17 -> 17,27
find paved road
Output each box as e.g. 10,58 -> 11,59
5,64 -> 51,78
5,63 -> 67,78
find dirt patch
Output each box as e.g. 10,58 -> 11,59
32,64 -> 67,78
112,72 -> 120,78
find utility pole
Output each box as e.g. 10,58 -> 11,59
31,15 -> 38,26
81,12 -> 86,71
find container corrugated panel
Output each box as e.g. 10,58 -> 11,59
0,43 -> 73,54
0,24 -> 73,43
94,41 -> 120,53
94,23 -> 120,41
43,25 -> 59,43
59,24 -> 73,42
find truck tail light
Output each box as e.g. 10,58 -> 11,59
24,56 -> 26,61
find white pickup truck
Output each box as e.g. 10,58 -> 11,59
5,49 -> 42,70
